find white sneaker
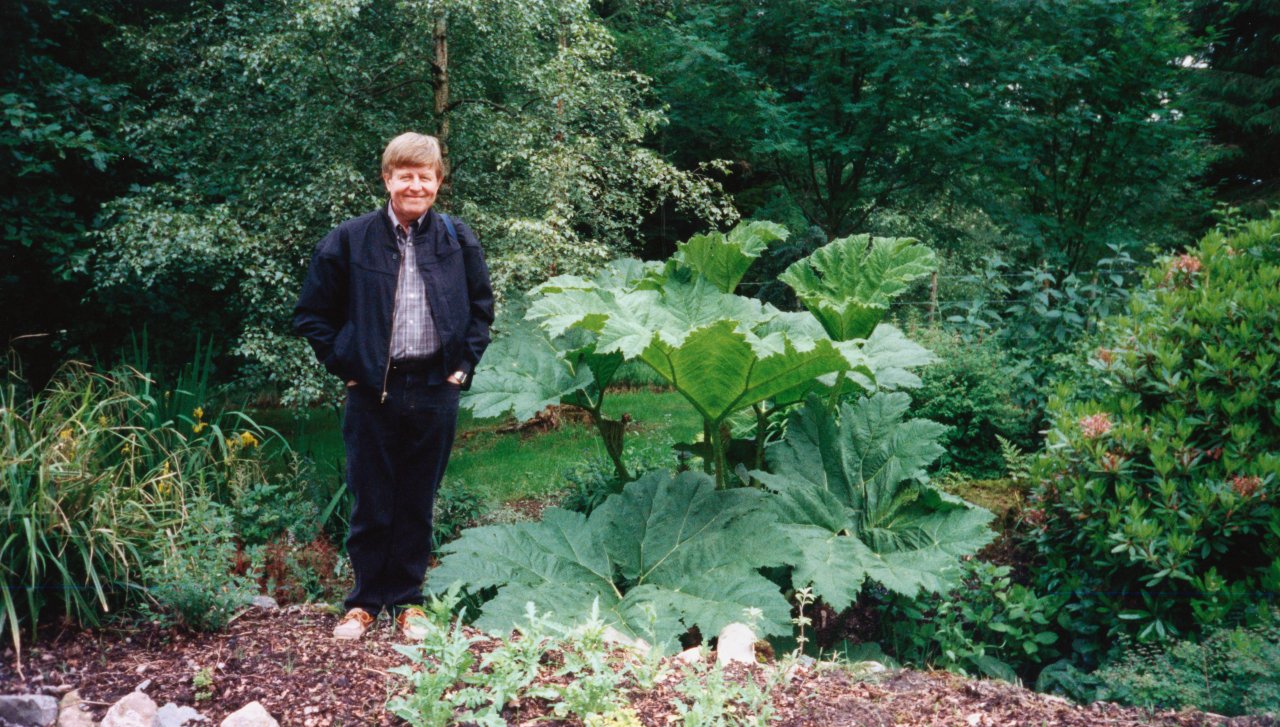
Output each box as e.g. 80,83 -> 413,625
333,608 -> 375,640
396,606 -> 430,641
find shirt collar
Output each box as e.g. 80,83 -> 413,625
387,202 -> 430,234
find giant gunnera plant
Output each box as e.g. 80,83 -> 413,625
1029,213 -> 1280,659
439,221 -> 996,647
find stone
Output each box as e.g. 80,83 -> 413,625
56,691 -> 94,727
100,691 -> 157,727
714,622 -> 757,666
0,694 -> 59,727
250,596 -> 277,610
134,680 -> 151,694
156,703 -> 209,726
601,626 -> 651,657
218,702 -> 278,727
675,646 -> 703,665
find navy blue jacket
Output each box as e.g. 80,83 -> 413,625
293,207 -> 494,396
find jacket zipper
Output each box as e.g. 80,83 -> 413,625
381,241 -> 404,404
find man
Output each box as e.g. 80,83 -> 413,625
293,132 -> 493,640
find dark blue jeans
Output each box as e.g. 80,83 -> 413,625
341,369 -> 460,613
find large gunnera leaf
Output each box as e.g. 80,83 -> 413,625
528,271 -> 847,425
779,235 -> 936,341
675,220 -> 789,293
640,319 -> 847,422
754,394 -> 995,609
427,470 -> 791,649
463,319 -> 594,422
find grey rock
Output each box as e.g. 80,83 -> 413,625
0,696 -> 57,727
133,681 -> 151,694
675,646 -> 703,665
715,622 -> 757,666
601,626 -> 652,657
0,694 -> 59,726
155,703 -> 208,727
100,692 -> 157,727
843,659 -> 889,680
249,596 -> 277,610
218,702 -> 278,727
56,691 -> 94,727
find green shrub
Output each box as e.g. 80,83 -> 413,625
1095,620 -> 1280,716
907,326 -> 1034,477
559,442 -> 675,517
944,246 -> 1137,427
879,559 -> 1065,681
142,497 -> 256,632
432,486 -> 487,550
1029,213 -> 1280,658
1040,617 -> 1280,717
231,467 -> 319,546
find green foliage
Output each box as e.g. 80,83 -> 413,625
428,470 -> 791,650
753,394 -> 996,610
1030,214 -> 1280,657
559,445 -> 673,518
780,235 -> 937,341
612,0 -> 1209,264
82,0 -> 733,405
1,363 -> 187,659
141,497 -> 256,632
0,353 -> 297,658
389,598 -> 785,727
1094,620 -> 1280,717
389,602 -> 648,726
880,560 -> 1065,682
670,651 -> 781,726
673,221 -> 789,294
517,221 -> 934,487
1,0 -> 136,377
906,327 -> 1034,478
1039,618 -> 1280,717
231,478 -> 317,547
969,0 -> 1211,266
464,318 -> 598,424
612,0 -> 985,237
432,487 -> 487,551
1186,1 -> 1280,207
944,246 -> 1137,424
446,223 -> 971,643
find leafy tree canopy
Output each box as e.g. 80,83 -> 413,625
83,0 -> 734,403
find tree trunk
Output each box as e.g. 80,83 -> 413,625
432,14 -> 450,159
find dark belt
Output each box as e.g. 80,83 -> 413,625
389,358 -> 437,374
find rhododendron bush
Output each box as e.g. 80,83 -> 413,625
1030,213 -> 1280,659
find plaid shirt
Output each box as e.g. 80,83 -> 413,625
388,205 -> 441,361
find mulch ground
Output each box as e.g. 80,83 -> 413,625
1,607 -> 1273,726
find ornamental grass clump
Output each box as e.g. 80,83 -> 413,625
0,361 -> 277,664
1029,213 -> 1280,659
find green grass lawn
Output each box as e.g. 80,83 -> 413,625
254,388 -> 702,506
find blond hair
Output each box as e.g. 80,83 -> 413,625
381,132 -> 445,177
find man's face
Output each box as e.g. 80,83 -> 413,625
383,164 -> 441,224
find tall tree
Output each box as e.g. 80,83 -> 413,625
86,0 -> 734,403
0,0 -> 134,380
611,0 -> 983,239
970,0 -> 1211,268
1186,0 -> 1280,206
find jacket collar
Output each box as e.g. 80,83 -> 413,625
378,206 -> 447,254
